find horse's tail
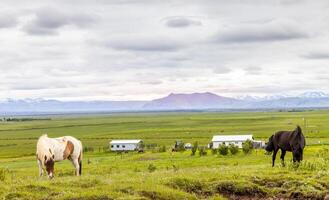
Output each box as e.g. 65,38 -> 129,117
265,135 -> 274,152
78,150 -> 82,175
79,160 -> 82,175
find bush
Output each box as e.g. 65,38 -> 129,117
211,148 -> 218,155
176,142 -> 185,152
218,144 -> 229,156
145,143 -> 157,150
83,146 -> 94,153
191,141 -> 198,156
229,144 -> 239,155
148,164 -> 157,173
242,140 -> 253,154
198,147 -> 207,156
158,145 -> 167,153
0,168 -> 8,181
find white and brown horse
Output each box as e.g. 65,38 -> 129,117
36,134 -> 83,178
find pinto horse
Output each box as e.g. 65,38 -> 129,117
36,134 -> 83,178
265,126 -> 305,167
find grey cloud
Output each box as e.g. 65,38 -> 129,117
164,17 -> 202,28
0,0 -> 328,100
23,24 -> 59,35
213,66 -> 231,74
140,80 -> 163,85
22,7 -> 97,35
302,52 -> 329,59
106,37 -> 185,52
0,13 -> 18,28
244,66 -> 262,75
214,20 -> 308,43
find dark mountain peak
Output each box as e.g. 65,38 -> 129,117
143,92 -> 241,110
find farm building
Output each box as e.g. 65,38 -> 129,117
253,140 -> 266,149
110,140 -> 144,152
211,135 -> 254,149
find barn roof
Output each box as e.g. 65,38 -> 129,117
212,135 -> 253,142
110,140 -> 142,144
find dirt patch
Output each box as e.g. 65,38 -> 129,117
64,195 -> 113,200
139,191 -> 168,200
214,181 -> 267,197
168,178 -> 270,199
288,191 -> 325,200
251,176 -> 285,188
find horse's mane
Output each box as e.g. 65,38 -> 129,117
295,126 -> 302,135
292,125 -> 306,148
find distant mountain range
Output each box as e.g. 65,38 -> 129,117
1,91 -> 329,113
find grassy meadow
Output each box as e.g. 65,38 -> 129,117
0,110 -> 329,199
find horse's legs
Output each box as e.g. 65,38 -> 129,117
71,158 -> 80,176
272,148 -> 278,167
280,149 -> 286,167
37,159 -> 43,176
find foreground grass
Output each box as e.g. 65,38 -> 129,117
0,146 -> 329,199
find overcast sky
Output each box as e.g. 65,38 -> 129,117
1,0 -> 329,101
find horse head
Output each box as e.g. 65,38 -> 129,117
44,148 -> 55,178
265,135 -> 274,152
291,125 -> 305,162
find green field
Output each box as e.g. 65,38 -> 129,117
0,111 -> 329,199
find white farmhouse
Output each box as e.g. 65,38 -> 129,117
211,135 -> 253,149
110,140 -> 144,152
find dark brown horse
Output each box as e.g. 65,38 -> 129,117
265,126 -> 306,167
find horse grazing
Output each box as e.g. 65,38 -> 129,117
265,126 -> 305,167
36,134 -> 83,178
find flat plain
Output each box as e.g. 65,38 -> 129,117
0,110 -> 329,199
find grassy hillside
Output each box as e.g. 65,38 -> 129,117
0,110 -> 329,199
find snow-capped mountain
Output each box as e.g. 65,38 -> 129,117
237,94 -> 290,102
298,91 -> 329,98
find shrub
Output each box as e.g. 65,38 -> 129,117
211,148 -> 218,155
198,147 -> 207,156
229,144 -> 239,155
0,168 -> 8,181
158,145 -> 167,153
83,146 -> 94,153
191,141 -> 198,156
218,144 -> 229,156
148,164 -> 157,173
242,140 -> 253,154
145,143 -> 156,150
176,142 -> 185,152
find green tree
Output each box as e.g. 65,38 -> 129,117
218,144 -> 229,156
211,148 -> 218,155
158,145 -> 166,153
229,144 -> 239,155
242,140 -> 254,154
191,141 -> 198,156
198,146 -> 207,156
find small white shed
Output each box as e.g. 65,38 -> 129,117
110,140 -> 144,152
211,135 -> 253,149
